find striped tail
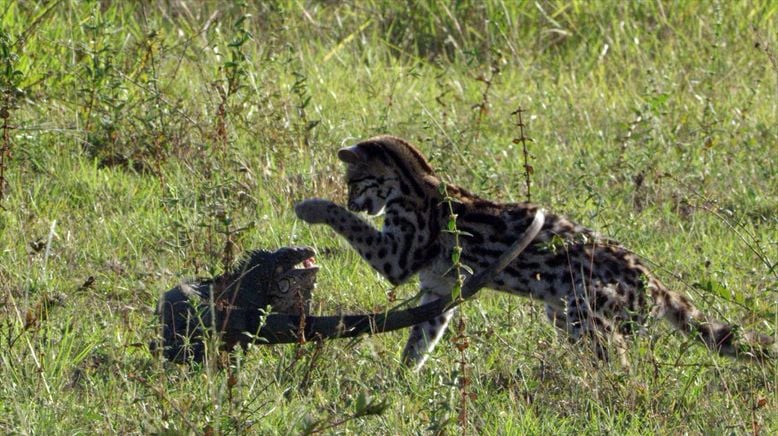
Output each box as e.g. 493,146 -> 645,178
648,279 -> 776,361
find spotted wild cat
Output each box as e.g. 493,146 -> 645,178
295,135 -> 775,370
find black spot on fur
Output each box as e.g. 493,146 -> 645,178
381,147 -> 426,198
460,212 -> 507,232
518,261 -> 541,270
400,233 -> 414,269
471,246 -> 504,258
594,293 -> 610,311
623,275 -> 639,289
504,266 -> 522,278
605,263 -> 620,278
626,292 -> 635,309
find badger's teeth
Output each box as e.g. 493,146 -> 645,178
293,257 -> 317,269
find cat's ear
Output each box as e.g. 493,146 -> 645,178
337,145 -> 365,164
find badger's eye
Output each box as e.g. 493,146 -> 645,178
278,279 -> 290,294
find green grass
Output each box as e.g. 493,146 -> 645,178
1,0 -> 776,433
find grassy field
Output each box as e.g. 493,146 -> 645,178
1,1 -> 776,433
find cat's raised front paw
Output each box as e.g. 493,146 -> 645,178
294,198 -> 336,224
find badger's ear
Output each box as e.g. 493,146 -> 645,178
337,145 -> 365,164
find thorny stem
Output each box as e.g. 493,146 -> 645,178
472,64 -> 499,139
440,181 -> 471,432
512,107 -> 533,203
440,182 -> 466,301
0,108 -> 11,205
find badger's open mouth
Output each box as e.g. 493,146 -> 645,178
304,256 -> 317,269
292,256 -> 319,272
273,247 -> 320,274
295,256 -> 318,270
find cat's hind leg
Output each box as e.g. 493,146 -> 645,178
565,289 -> 630,367
401,292 -> 456,371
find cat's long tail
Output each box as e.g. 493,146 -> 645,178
648,278 -> 776,360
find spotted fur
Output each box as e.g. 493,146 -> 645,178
295,135 -> 775,370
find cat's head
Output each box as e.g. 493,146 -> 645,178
337,135 -> 435,215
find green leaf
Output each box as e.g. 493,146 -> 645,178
451,246 -> 461,264
646,93 -> 669,111
234,15 -> 248,29
694,279 -> 730,300
355,392 -> 367,413
451,283 -> 461,301
364,398 -> 389,415
447,216 -> 457,231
